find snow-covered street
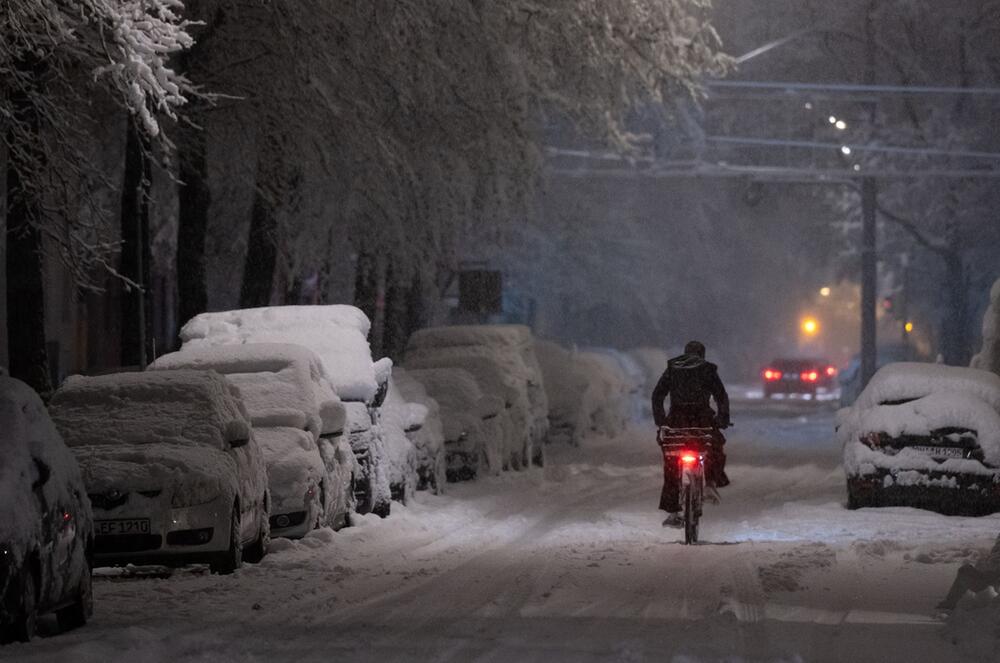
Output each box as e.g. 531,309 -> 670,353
5,397 -> 999,662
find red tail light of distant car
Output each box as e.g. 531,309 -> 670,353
763,369 -> 783,381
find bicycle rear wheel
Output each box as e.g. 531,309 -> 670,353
683,485 -> 699,544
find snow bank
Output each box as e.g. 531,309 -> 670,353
151,342 -> 343,437
854,362 -> 1000,411
179,305 -> 382,403
972,277 -> 1000,376
50,370 -> 251,450
0,377 -> 93,563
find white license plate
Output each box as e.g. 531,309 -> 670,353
910,446 -> 965,459
96,519 -> 151,536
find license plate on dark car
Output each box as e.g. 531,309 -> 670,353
910,446 -> 965,459
96,519 -> 151,535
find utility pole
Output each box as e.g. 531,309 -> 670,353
859,3 -> 879,388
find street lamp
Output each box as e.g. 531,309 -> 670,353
802,317 -> 820,336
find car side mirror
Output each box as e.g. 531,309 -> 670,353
32,457 -> 51,489
371,378 -> 389,409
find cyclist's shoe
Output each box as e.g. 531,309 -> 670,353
705,484 -> 721,504
661,513 -> 684,528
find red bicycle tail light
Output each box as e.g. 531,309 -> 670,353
680,452 -> 698,466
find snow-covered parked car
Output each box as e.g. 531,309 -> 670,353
178,305 -> 394,517
404,352 -> 522,470
406,325 -> 548,467
407,368 -> 505,481
535,341 -> 615,445
344,402 -> 393,516
584,347 -> 647,421
49,371 -> 270,574
150,343 -> 355,537
379,378 -> 421,504
839,362 -> 1000,515
1,376 -> 93,642
392,368 -> 447,493
628,346 -> 671,394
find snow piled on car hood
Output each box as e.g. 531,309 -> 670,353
0,377 -> 92,553
179,305 -> 382,403
840,390 -> 1000,472
72,441 -> 238,505
50,370 -> 251,450
854,362 -> 1000,411
254,426 -> 324,514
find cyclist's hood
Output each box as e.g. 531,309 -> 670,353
669,353 -> 713,371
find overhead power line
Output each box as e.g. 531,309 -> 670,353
706,80 -> 1000,96
705,136 -> 1000,160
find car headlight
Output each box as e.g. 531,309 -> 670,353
171,489 -> 221,509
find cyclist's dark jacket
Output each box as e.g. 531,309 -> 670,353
651,353 -> 730,428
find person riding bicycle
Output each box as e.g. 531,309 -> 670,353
651,341 -> 731,525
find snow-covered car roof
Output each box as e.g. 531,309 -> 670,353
407,324 -> 534,350
0,377 -> 91,550
150,342 -> 344,437
50,370 -> 252,450
855,363 -> 1000,411
405,351 -> 522,405
179,305 -> 384,403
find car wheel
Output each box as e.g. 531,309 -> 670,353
531,442 -> 545,468
243,504 -> 270,564
210,506 -> 243,574
56,567 -> 93,632
12,570 -> 38,643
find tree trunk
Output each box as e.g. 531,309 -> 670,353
941,251 -> 970,365
175,126 -> 210,334
120,117 -> 153,367
239,163 -> 278,308
5,62 -> 52,397
382,263 -> 408,361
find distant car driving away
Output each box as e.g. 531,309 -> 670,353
49,371 -> 270,574
762,358 -> 837,398
1,376 -> 94,643
839,362 -> 1000,515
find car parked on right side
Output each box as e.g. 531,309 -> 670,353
49,370 -> 270,574
839,362 -> 1000,515
1,376 -> 93,643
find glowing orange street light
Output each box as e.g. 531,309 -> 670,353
801,317 -> 820,336
904,321 -> 914,334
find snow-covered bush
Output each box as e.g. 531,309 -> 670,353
972,278 -> 1000,377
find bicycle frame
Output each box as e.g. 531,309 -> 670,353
659,427 -> 715,544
